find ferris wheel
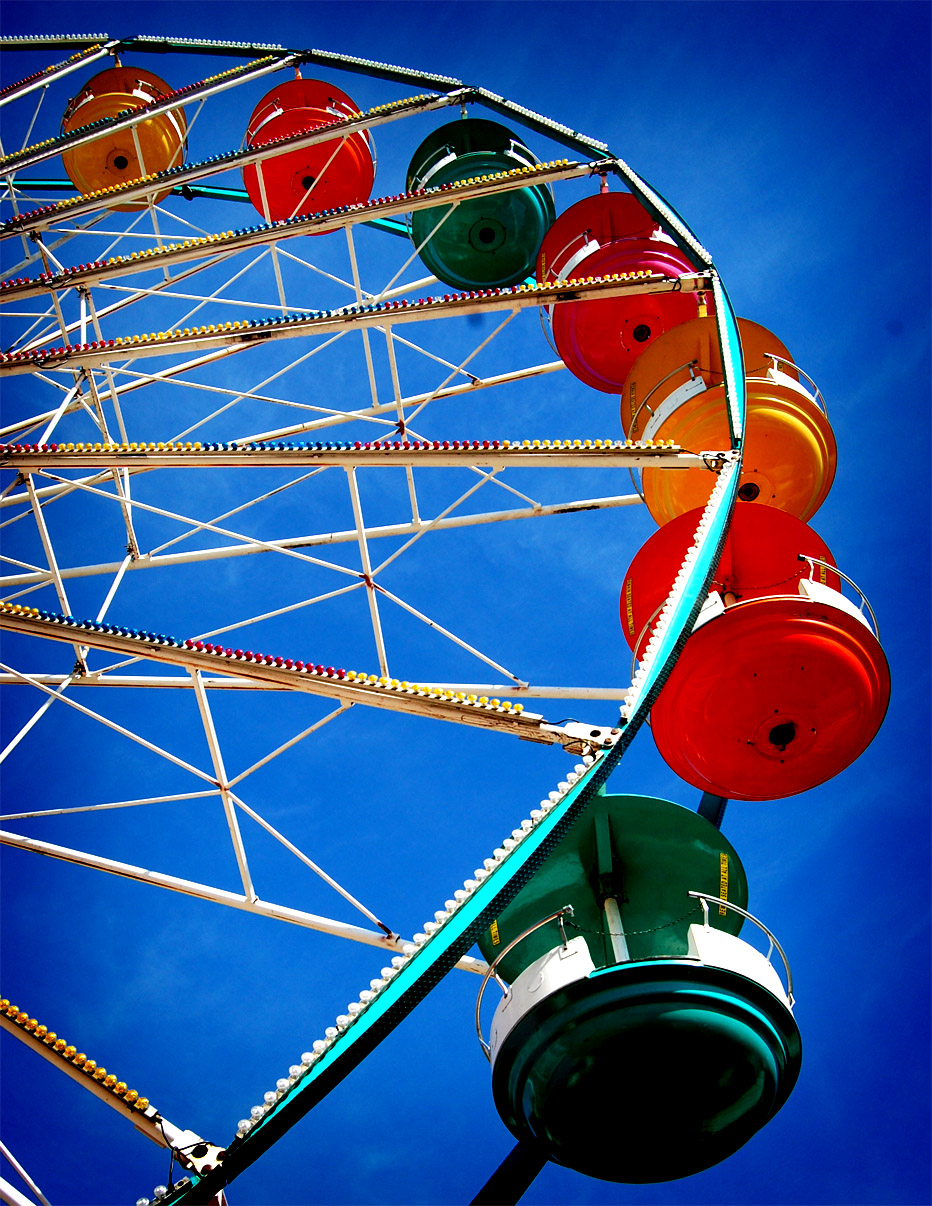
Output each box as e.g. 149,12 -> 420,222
0,34 -> 888,1206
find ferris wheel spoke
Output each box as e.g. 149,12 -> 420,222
0,51 -> 299,178
344,227 -> 381,409
0,608 -> 627,752
0,485 -> 645,592
186,581 -> 366,645
146,469 -> 330,558
373,582 -> 528,687
0,86 -> 469,231
0,672 -> 75,764
0,40 -> 117,106
22,474 -> 85,669
0,273 -> 709,377
190,668 -> 256,900
0,660 -> 220,784
0,827 -> 438,959
1,789 -> 220,822
345,467 -> 390,675
228,790 -> 394,935
225,703 -> 352,789
0,670 -> 630,702
0,208 -> 133,285
246,360 -> 567,440
36,467 -> 370,581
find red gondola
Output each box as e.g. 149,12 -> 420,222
535,192 -> 708,393
622,504 -> 889,800
242,77 -> 374,222
620,503 -> 838,658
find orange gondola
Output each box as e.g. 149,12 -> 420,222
621,316 -> 836,526
622,504 -> 889,800
61,65 -> 187,209
536,192 -> 709,393
242,77 -> 374,223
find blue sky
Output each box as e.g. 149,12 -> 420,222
0,4 -> 929,1206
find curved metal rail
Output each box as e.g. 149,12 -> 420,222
764,352 -> 828,417
474,906 -> 574,1059
798,554 -> 880,636
688,891 -> 795,1007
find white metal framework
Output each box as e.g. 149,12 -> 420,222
0,34 -> 726,1200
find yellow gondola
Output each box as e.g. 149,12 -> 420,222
61,65 -> 186,209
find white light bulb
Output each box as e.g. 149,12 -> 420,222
276,1078 -> 290,1092
250,1105 -> 265,1119
290,1065 -> 304,1077
325,1027 -> 338,1040
264,1091 -> 277,1104
313,1040 -> 327,1054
